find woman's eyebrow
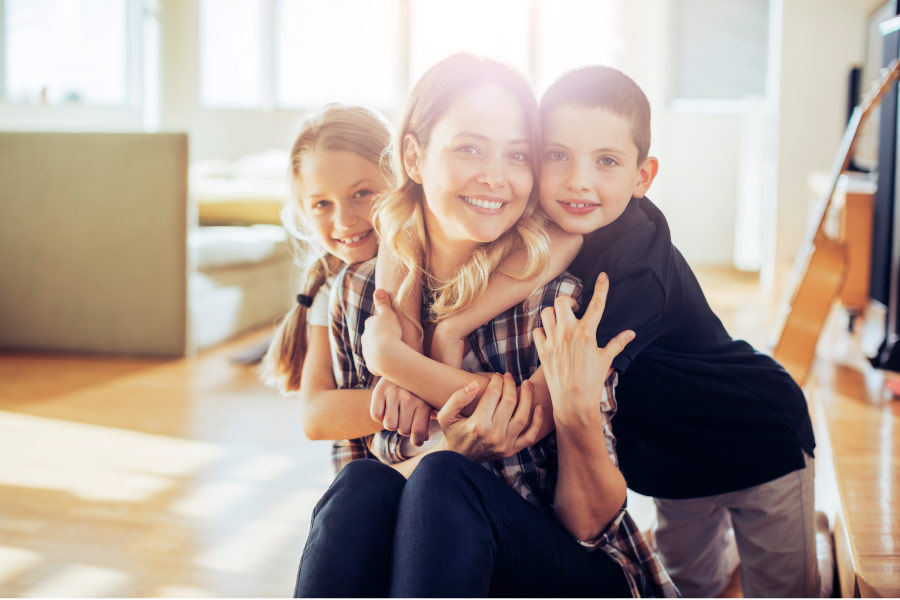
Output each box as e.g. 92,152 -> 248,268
453,132 -> 529,145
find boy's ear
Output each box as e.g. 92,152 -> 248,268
402,134 -> 423,184
632,156 -> 659,198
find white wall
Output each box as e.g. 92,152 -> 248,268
771,0 -> 886,287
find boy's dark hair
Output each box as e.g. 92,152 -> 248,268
540,65 -> 651,163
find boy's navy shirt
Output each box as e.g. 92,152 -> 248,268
568,196 -> 815,499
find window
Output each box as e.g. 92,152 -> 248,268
408,0 -> 530,84
277,0 -> 401,108
199,0 -> 265,108
3,0 -> 135,106
671,0 -> 770,100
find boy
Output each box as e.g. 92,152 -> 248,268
365,66 -> 818,597
534,66 -> 818,598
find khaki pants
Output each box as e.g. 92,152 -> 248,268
653,453 -> 818,598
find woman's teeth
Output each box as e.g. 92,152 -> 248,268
462,196 -> 503,210
338,230 -> 372,244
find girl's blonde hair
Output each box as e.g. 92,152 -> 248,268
374,53 -> 550,322
259,104 -> 392,393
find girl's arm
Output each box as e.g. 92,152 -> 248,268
362,290 -> 558,439
375,237 -> 424,354
431,224 -> 582,366
298,325 -> 384,440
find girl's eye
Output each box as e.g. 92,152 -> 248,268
546,150 -> 568,162
311,199 -> 332,211
598,156 -> 618,167
352,189 -> 374,200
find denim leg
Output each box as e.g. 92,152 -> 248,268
295,459 -> 406,598
390,451 -> 631,598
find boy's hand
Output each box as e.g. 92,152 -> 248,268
533,273 -> 634,429
370,377 -> 434,447
436,373 -> 543,462
361,289 -> 404,376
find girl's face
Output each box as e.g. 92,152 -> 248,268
299,150 -> 386,264
410,83 -> 534,253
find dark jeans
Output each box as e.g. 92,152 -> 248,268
295,451 -> 631,597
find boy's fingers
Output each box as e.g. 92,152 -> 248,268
600,329 -> 635,362
554,295 -> 578,328
540,306 -> 557,337
583,273 -> 610,333
437,380 -> 479,428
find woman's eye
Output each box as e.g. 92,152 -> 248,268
457,144 -> 480,156
508,151 -> 528,162
598,156 -> 618,167
546,150 -> 568,162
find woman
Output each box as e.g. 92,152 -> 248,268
295,54 -> 672,597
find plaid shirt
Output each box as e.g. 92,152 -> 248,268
328,257 -> 678,598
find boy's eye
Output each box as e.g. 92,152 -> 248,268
545,150 -> 568,162
597,156 -> 618,167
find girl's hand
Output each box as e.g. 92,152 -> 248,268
436,372 -> 543,462
370,377 -> 434,447
533,273 -> 634,429
429,322 -> 465,368
361,289 -> 404,376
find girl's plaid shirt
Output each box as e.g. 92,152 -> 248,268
325,257 -> 678,598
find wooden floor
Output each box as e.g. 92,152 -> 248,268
0,265 -> 876,598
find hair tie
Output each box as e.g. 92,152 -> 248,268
297,294 -> 313,307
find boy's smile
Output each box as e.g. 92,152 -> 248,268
540,106 -> 657,234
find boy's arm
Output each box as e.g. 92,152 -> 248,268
298,325 -> 383,440
432,224 -> 583,366
375,237 -> 424,354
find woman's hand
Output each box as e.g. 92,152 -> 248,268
370,377 -> 434,447
436,372 -> 543,462
533,273 -> 634,429
361,289 -> 404,376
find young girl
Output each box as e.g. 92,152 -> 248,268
258,104 -> 399,463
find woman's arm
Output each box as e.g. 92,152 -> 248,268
298,325 -> 384,440
431,224 -> 583,366
533,274 -> 634,540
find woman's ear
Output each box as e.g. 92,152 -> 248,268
632,156 -> 659,198
402,134 -> 423,184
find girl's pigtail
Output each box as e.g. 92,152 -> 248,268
258,254 -> 333,393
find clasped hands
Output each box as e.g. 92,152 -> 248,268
360,274 -> 632,462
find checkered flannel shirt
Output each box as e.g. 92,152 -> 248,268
327,257 -> 678,598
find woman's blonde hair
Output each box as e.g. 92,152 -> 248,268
374,53 -> 550,322
259,104 -> 392,393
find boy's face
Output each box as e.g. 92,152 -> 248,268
540,106 -> 657,234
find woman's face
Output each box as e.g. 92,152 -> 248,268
299,149 -> 386,264
413,83 -> 534,251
